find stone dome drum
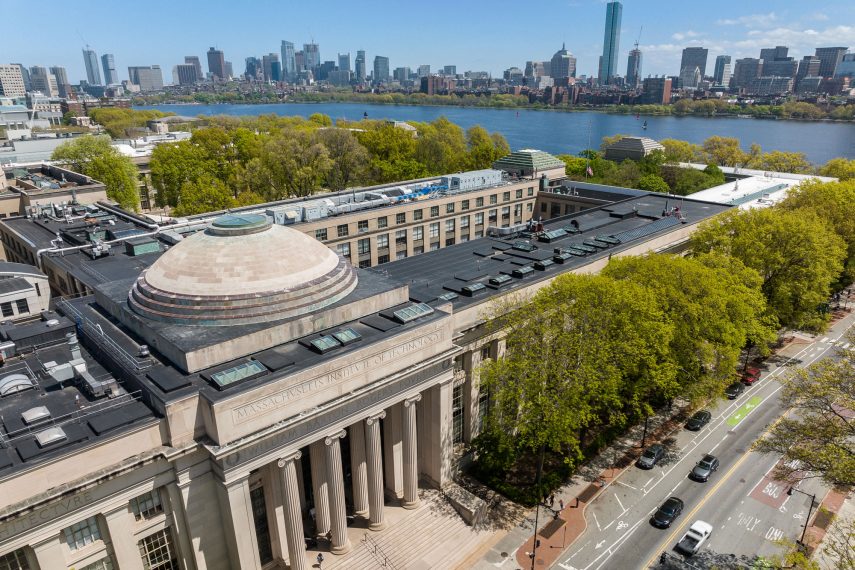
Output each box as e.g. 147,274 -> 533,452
128,214 -> 357,326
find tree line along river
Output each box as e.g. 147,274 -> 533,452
138,102 -> 855,165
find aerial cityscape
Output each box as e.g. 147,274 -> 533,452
0,1 -> 854,570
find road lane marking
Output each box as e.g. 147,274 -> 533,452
614,494 -> 625,513
614,481 -> 637,491
726,396 -> 763,427
592,511 -> 601,531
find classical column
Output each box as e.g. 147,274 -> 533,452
31,536 -> 67,570
308,441 -> 330,537
103,506 -> 146,570
402,395 -> 422,509
365,411 -> 387,531
278,452 -> 307,570
215,475 -> 262,569
349,421 -> 369,518
165,483 -> 198,570
324,430 -> 352,554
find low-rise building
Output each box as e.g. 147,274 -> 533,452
604,136 -> 665,162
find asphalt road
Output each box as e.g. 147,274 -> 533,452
555,311 -> 855,570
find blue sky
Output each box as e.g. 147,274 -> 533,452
3,0 -> 854,83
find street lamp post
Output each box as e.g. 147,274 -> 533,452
787,486 -> 817,548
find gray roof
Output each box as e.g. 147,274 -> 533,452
0,262 -> 45,279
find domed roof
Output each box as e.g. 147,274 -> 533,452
129,214 -> 357,326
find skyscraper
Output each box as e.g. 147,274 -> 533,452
417,65 -> 431,77
29,66 -> 58,96
49,66 -> 71,97
796,55 -> 821,83
626,48 -> 642,88
373,56 -> 390,84
175,64 -> 198,85
0,65 -> 26,97
814,47 -> 848,78
281,41 -> 296,81
338,53 -> 351,73
185,56 -> 203,82
713,55 -> 731,86
245,57 -> 262,81
101,53 -> 119,85
680,47 -> 709,78
760,46 -> 789,62
12,64 -> 31,91
303,43 -> 320,70
128,66 -> 164,91
443,65 -> 457,76
355,50 -> 366,82
262,53 -> 281,82
207,47 -> 226,80
82,47 -> 102,85
598,1 -> 622,85
732,58 -> 763,89
551,44 -> 577,80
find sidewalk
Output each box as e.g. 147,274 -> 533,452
806,487 -> 853,568
466,404 -> 691,570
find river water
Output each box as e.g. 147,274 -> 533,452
138,102 -> 855,164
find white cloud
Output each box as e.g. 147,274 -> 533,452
672,30 -> 700,41
717,13 -> 778,28
808,12 -> 830,21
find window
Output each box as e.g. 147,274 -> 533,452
336,242 -> 351,257
358,259 -> 371,268
460,234 -> 469,243
527,203 -> 533,212
474,230 -> 484,238
357,238 -> 371,255
377,254 -> 390,264
430,206 -> 439,218
250,486 -> 273,565
396,212 -> 406,224
64,516 -> 101,551
502,206 -> 511,219
396,229 -> 407,245
138,528 -> 178,570
551,204 -> 561,218
445,237 -> 455,246
377,233 -> 389,248
460,215 -> 470,229
430,242 -> 440,251
481,345 -> 491,361
541,202 -> 547,213
452,384 -> 464,445
358,220 -> 369,233
429,223 -> 440,239
377,216 -> 388,229
337,224 -> 349,238
476,197 -> 484,207
413,226 -> 423,241
14,299 -> 28,314
528,187 -> 534,196
413,209 -> 423,221
131,490 -> 163,521
413,246 -> 424,255
488,210 -> 497,223
445,219 -> 455,232
396,251 -> 407,260
315,228 -> 327,241
462,199 -> 470,211
516,189 -> 523,199
477,389 -> 490,434
503,191 -> 511,201
0,549 -> 30,570
446,203 -> 455,214
1,303 -> 12,318
79,558 -> 115,570
475,213 -> 484,225
514,204 -> 522,217
489,194 -> 497,205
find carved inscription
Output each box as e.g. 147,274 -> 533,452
0,490 -> 94,542
232,331 -> 443,424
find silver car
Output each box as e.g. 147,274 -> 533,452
689,454 -> 719,482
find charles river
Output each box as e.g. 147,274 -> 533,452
139,102 -> 855,164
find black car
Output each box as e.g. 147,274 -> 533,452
689,454 -> 720,482
725,382 -> 745,399
636,443 -> 665,469
652,496 -> 684,528
685,410 -> 712,431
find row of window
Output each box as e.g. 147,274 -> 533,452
317,189 -> 535,241
338,229 -> 489,261
0,298 -> 29,318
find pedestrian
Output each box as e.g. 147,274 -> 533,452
559,499 -> 564,511
549,494 -> 555,509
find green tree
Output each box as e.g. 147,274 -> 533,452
753,331 -> 855,487
659,138 -> 702,163
356,123 -> 426,183
636,174 -> 670,193
604,254 -> 775,401
269,130 -> 334,197
308,113 -> 333,127
599,134 -> 630,152
702,136 -> 747,166
465,125 -> 509,170
314,128 -> 369,191
819,157 -> 855,180
557,154 -> 589,178
234,190 -> 264,207
690,208 -> 846,331
476,274 -> 675,476
149,140 -> 213,208
51,136 -> 141,211
415,117 -> 468,174
750,150 -> 812,173
671,168 -> 716,195
173,176 -> 235,216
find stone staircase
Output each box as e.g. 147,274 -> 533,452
322,488 -> 487,569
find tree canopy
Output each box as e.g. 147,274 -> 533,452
51,136 -> 140,212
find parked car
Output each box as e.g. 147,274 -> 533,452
689,454 -> 720,482
685,410 -> 712,431
742,366 -> 761,385
652,496 -> 684,528
636,443 -> 665,469
675,520 -> 713,556
725,382 -> 745,399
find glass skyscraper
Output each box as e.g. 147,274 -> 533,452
281,41 -> 296,81
82,47 -> 102,85
598,1 -> 622,85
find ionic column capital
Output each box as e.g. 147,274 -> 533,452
277,450 -> 302,468
325,429 -> 347,445
403,394 -> 422,407
366,410 -> 386,425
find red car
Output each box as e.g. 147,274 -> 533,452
742,366 -> 761,385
